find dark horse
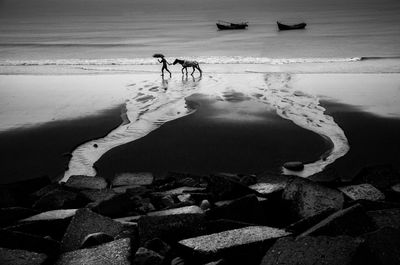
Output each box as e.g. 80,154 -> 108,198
172,59 -> 202,76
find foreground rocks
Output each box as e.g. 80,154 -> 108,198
1,165 -> 400,265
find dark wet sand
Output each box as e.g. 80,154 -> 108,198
0,105 -> 124,184
321,100 -> 400,180
95,95 -> 330,179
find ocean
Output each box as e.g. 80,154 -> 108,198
1,0 -> 400,62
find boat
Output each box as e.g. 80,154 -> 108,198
277,21 -> 306,30
216,20 -> 248,30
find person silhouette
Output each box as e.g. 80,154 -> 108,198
158,57 -> 172,77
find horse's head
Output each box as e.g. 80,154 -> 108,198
172,59 -> 181,65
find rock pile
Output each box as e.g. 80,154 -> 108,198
0,165 -> 399,265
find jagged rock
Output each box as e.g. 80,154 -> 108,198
260,235 -> 367,265
361,227 -> 400,265
156,187 -> 206,196
80,232 -> 114,249
8,209 -> 77,240
299,204 -> 377,237
286,207 -> 336,235
61,208 -> 132,252
31,183 -> 63,199
352,164 -> 400,190
65,175 -> 108,190
177,194 -> 192,203
160,195 -> 176,208
143,238 -> 171,256
200,200 -> 210,211
134,247 -> 163,265
138,212 -> 205,244
55,238 -> 131,265
0,176 -> 50,208
205,219 -> 256,234
114,215 -> 142,223
338,184 -> 385,201
178,226 -> 290,262
239,174 -> 257,186
80,189 -> 116,202
112,172 -> 153,187
32,190 -> 88,211
0,229 -> 60,255
283,161 -> 304,171
367,208 -> 400,229
249,176 -> 290,199
90,193 -> 146,218
0,247 -> 47,265
171,256 -> 185,265
208,194 -> 261,224
0,207 -> 38,227
206,174 -> 256,200
147,205 -> 204,217
113,185 -> 141,194
282,177 -> 344,221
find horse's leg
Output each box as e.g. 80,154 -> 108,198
185,67 -> 188,75
181,67 -> 185,74
191,66 -> 195,75
197,65 -> 202,75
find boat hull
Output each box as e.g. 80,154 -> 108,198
277,22 -> 306,30
216,23 -> 248,30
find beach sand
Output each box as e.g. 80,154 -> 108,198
0,70 -> 399,183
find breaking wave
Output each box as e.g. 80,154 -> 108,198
0,56 -> 363,67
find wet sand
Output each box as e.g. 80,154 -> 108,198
0,105 -> 124,184
95,94 -> 329,179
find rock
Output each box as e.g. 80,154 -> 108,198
177,194 -> 192,203
171,256 -> 185,265
65,175 -> 108,190
156,186 -> 206,196
249,182 -> 285,198
388,183 -> 400,201
80,232 -> 114,249
338,183 -> 385,201
352,164 -> 400,190
0,247 -> 48,265
367,208 -> 400,229
32,190 -> 88,211
79,189 -> 116,202
0,229 -> 60,255
200,200 -> 211,211
0,207 -> 38,227
143,238 -> 171,256
308,167 -> 341,183
160,195 -> 176,208
8,209 -> 77,240
239,174 -> 257,186
286,207 -> 336,235
138,212 -> 205,245
90,193 -> 145,218
134,247 -> 163,265
206,174 -> 256,200
0,176 -> 50,208
205,219 -> 256,234
282,177 -> 344,221
61,208 -> 131,252
208,194 -> 261,224
348,199 -> 400,211
113,185 -> 141,194
283,161 -> 304,171
260,235 -> 366,265
112,172 -> 153,187
148,205 -> 204,217
55,238 -> 131,265
361,227 -> 400,265
178,226 -> 290,262
299,204 -> 377,237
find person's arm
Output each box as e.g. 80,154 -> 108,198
158,59 -> 162,63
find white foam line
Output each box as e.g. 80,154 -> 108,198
61,77 -> 203,182
256,73 -> 350,177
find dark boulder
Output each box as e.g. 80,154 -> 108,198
143,238 -> 171,257
65,175 -> 108,190
299,204 -> 377,237
367,208 -> 400,229
0,229 -> 60,255
80,232 -> 114,249
0,207 -> 38,227
133,247 -> 164,265
0,247 -> 47,265
112,172 -> 154,187
260,235 -> 367,265
352,164 -> 400,190
282,177 -> 344,222
32,190 -> 88,211
55,238 -> 131,265
361,227 -> 400,265
283,161 -> 304,171
338,183 -> 385,201
205,174 -> 256,200
61,208 -> 133,252
207,194 -> 262,224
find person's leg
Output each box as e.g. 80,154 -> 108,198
166,68 -> 172,77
